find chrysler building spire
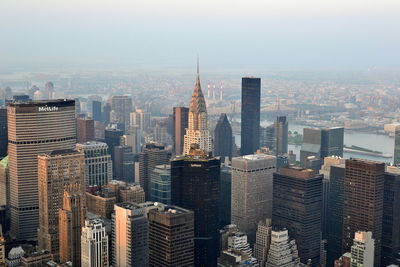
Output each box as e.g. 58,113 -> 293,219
183,59 -> 212,155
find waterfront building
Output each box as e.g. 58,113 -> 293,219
173,107 -> 189,155
183,62 -> 212,155
76,141 -> 112,186
38,149 -> 85,256
7,99 -> 76,240
300,127 -> 344,167
231,154 -> 276,244
241,77 -> 261,155
342,159 -> 384,267
213,113 -> 232,162
81,218 -> 109,267
272,167 -> 323,266
171,148 -> 220,267
148,204 -> 194,267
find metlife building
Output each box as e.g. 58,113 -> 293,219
7,99 -> 77,240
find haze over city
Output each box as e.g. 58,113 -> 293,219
1,0 -> 400,71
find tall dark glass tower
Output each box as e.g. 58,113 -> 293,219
272,167 -> 322,266
241,77 -> 260,155
394,126 -> 400,165
172,107 -> 189,156
326,164 -> 345,266
92,100 -> 102,122
0,108 -> 7,158
171,149 -> 220,267
381,168 -> 400,266
274,116 -> 288,156
213,113 -> 232,162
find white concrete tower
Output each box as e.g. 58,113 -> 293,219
81,218 -> 109,267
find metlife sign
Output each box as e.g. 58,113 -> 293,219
38,106 -> 59,112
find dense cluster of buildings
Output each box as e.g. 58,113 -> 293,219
0,63 -> 399,267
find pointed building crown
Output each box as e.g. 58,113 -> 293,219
189,58 -> 207,114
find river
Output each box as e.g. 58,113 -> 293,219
234,121 -> 394,164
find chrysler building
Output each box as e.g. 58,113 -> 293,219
183,60 -> 212,155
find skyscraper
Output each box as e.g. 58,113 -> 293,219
219,165 -> 232,229
273,167 -> 323,266
110,95 -> 132,129
0,108 -> 7,159
213,113 -> 232,162
148,203 -> 194,267
76,141 -> 113,187
381,167 -> 400,266
231,154 -> 276,244
76,117 -> 95,143
183,62 -> 212,155
350,231 -> 375,267
7,99 -> 76,240
130,109 -> 151,132
113,145 -> 135,182
394,126 -> 400,165
81,218 -> 109,267
325,161 -> 346,266
122,125 -> 141,153
241,77 -> 261,156
102,103 -> 111,125
259,124 -> 275,151
171,149 -> 220,267
274,116 -> 288,156
92,100 -> 102,122
112,202 -> 149,267
265,229 -> 301,267
59,183 -> 85,267
254,218 -> 272,267
38,149 -> 85,257
104,128 -> 123,166
150,164 -> 171,204
342,159 -> 384,267
139,143 -> 169,200
43,82 -> 55,100
173,107 -> 189,155
300,127 -> 344,167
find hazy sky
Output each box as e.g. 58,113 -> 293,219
1,0 -> 400,71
